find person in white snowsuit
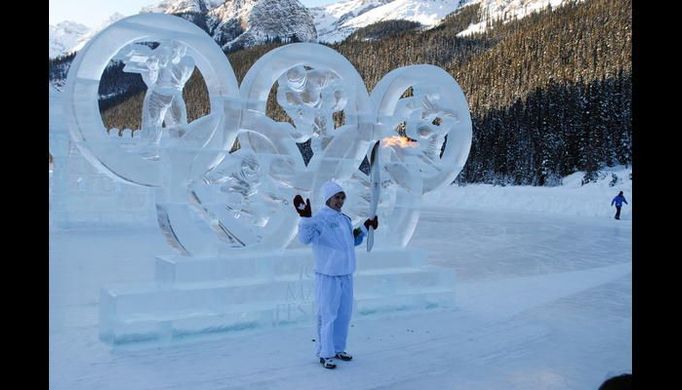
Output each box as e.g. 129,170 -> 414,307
293,181 -> 378,369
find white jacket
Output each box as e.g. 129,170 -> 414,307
298,205 -> 367,276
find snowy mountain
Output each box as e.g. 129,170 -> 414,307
49,0 -> 580,57
311,0 -> 464,43
204,0 -> 317,50
141,0 -> 222,14
457,0 -> 577,37
49,21 -> 90,58
310,0 -> 578,43
143,0 -> 317,50
49,1 -> 316,57
142,0 -> 317,50
49,13 -> 127,59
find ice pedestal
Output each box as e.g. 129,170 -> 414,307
99,248 -> 456,344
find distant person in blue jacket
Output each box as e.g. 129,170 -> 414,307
293,180 -> 378,369
611,191 -> 628,220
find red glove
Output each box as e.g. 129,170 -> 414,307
364,216 -> 378,230
293,195 -> 311,218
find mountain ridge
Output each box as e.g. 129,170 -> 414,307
49,0 -> 577,58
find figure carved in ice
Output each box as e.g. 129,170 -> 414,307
391,89 -> 455,176
337,65 -> 472,249
276,66 -> 347,156
186,143 -> 297,249
122,40 -> 195,145
215,151 -> 267,224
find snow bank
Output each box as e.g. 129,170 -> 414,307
424,166 -> 633,220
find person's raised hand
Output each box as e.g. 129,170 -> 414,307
293,195 -> 312,218
364,215 -> 378,230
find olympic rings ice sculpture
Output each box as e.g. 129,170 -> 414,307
63,13 -> 472,255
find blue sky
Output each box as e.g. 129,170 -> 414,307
50,0 -> 338,28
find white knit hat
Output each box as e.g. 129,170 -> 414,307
321,180 -> 344,202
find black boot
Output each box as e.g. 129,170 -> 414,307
335,352 -> 353,361
320,357 -> 336,369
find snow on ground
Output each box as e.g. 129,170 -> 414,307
425,166 -> 632,220
49,173 -> 632,389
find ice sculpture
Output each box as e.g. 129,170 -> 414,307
351,65 -> 472,247
60,13 -> 472,344
163,43 -> 376,254
63,13 -> 241,187
121,40 -> 195,146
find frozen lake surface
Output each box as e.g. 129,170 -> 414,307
49,206 -> 631,389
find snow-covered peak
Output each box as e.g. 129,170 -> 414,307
49,0 -> 581,59
209,0 -> 259,25
317,0 -> 393,19
49,21 -> 90,58
49,13 -> 129,58
141,0 -> 221,14
312,0 -> 462,43
345,0 -> 460,29
137,0 -> 317,50
457,0 -> 578,37
208,0 -> 317,50
310,0 -> 578,43
49,0 -> 316,58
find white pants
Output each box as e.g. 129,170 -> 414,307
315,273 -> 353,358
